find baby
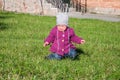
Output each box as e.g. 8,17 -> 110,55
43,13 -> 85,60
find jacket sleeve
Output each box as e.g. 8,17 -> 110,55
44,28 -> 55,44
70,28 -> 83,44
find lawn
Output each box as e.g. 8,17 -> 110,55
0,11 -> 120,80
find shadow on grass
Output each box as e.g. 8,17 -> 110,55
0,22 -> 10,30
0,11 -> 15,18
0,14 -> 14,30
0,15 -> 14,19
74,48 -> 89,60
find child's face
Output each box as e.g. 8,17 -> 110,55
57,25 -> 67,31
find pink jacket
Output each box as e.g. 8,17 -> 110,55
45,26 -> 83,56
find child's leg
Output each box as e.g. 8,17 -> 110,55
68,49 -> 77,60
45,53 -> 62,60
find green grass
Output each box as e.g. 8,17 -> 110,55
0,11 -> 120,80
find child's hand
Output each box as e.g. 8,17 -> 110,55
81,40 -> 85,44
43,42 -> 49,47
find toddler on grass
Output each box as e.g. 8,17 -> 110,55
43,13 -> 85,60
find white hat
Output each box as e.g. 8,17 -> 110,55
56,13 -> 69,26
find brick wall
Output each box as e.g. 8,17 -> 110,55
87,0 -> 120,9
81,0 -> 120,15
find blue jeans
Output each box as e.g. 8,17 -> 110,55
45,49 -> 77,60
